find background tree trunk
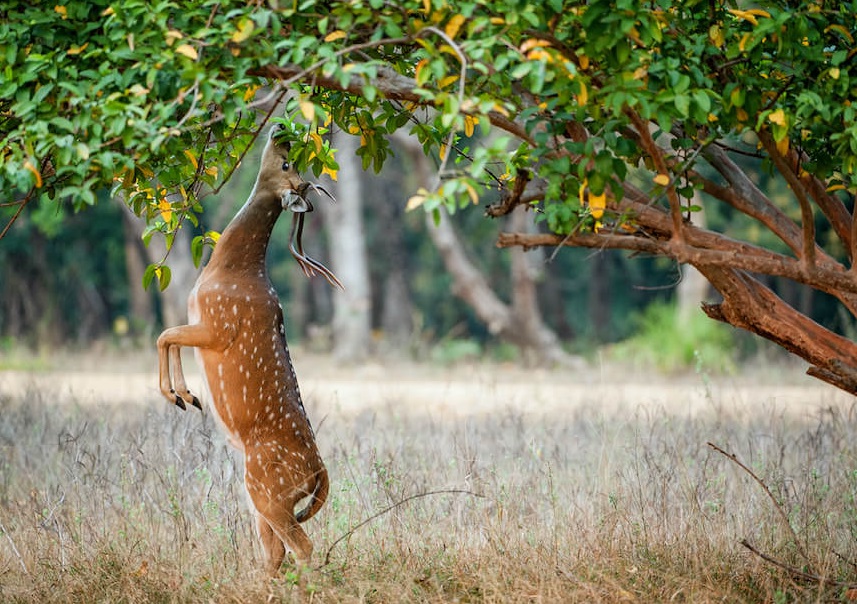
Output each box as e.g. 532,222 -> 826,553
677,194 -> 710,324
397,134 -> 578,366
120,203 -> 156,332
323,130 -> 372,361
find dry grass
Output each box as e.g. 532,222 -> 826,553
1,358 -> 857,602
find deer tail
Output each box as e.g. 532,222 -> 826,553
296,467 -> 329,523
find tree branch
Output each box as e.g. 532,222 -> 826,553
700,144 -> 805,257
625,107 -> 685,241
250,62 -> 535,145
757,129 -> 817,268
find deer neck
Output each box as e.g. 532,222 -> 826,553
207,189 -> 282,274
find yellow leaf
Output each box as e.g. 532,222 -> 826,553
490,17 -> 504,25
158,197 -> 172,223
308,132 -> 324,154
578,178 -> 588,205
768,108 -> 786,126
23,160 -> 42,188
438,74 -> 458,89
54,5 -> 67,19
576,81 -> 588,106
164,30 -> 183,47
579,55 -> 590,70
463,115 -> 478,137
827,183 -> 846,193
406,189 -> 429,211
414,58 -> 429,83
231,18 -> 255,44
589,191 -> 606,219
439,44 -> 461,59
205,165 -> 218,177
746,8 -> 771,18
463,182 -> 479,205
738,33 -> 752,52
101,6 -> 114,16
445,14 -> 466,40
321,164 -> 338,181
830,67 -> 841,80
709,24 -> 724,47
183,149 -> 198,170
299,98 -> 315,121
324,30 -> 346,42
439,143 -> 448,161
520,38 -> 550,53
347,124 -> 361,135
422,0 -> 431,15
492,102 -> 510,117
175,44 -> 198,60
527,48 -> 552,62
776,136 -> 789,156
653,173 -> 670,186
243,84 -> 259,102
67,42 -> 88,55
728,9 -> 760,25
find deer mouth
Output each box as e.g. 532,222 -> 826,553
282,183 -> 343,289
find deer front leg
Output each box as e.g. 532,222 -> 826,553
168,343 -> 202,410
157,323 -> 231,410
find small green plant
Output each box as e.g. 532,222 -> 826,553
609,301 -> 736,373
430,338 -> 482,365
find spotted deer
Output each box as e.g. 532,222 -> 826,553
156,124 -> 339,576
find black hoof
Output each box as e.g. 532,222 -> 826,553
191,396 -> 202,411
174,396 -> 187,411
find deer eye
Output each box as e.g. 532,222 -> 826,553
281,160 -> 290,171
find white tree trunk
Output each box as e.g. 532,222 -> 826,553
323,130 -> 372,361
677,192 -> 710,324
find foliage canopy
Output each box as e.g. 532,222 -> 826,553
3,1 -> 857,390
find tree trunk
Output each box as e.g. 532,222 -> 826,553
677,193 -> 709,324
323,130 -> 372,361
120,202 -> 156,332
398,134 -> 577,366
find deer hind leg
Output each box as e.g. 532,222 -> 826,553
245,456 -> 314,575
255,512 -> 287,575
157,323 -> 224,410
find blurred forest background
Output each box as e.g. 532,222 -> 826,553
0,130 -> 836,369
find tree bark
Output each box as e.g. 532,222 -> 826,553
120,202 -> 156,332
323,129 -> 372,361
397,134 -> 577,366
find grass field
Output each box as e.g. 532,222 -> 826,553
1,352 -> 857,602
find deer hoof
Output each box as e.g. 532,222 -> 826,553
191,396 -> 202,411
171,390 -> 187,411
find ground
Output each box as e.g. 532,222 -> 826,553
1,349 -> 856,602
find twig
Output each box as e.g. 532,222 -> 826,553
0,187 -> 35,241
740,539 -> 857,589
707,442 -> 810,563
320,489 -> 482,567
486,169 -> 531,218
